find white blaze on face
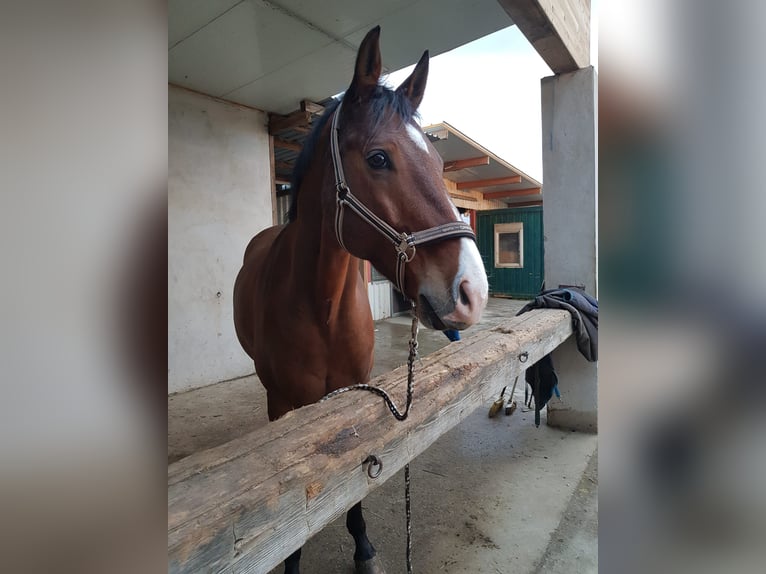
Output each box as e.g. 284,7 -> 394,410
456,237 -> 489,302
406,123 -> 429,154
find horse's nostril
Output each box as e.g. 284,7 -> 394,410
459,282 -> 470,307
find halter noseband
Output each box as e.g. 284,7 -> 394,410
329,99 -> 476,297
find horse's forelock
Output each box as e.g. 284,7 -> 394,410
368,84 -> 418,129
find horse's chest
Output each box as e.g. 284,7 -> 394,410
323,324 -> 374,388
264,317 -> 373,388
325,337 -> 373,381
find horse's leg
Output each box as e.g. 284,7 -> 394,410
347,502 -> 386,574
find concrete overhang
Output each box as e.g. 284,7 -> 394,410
169,0 -> 513,114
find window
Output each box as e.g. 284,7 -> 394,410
494,222 -> 524,268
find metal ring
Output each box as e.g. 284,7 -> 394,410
396,242 -> 416,263
518,351 -> 529,363
364,455 -> 383,479
335,182 -> 349,199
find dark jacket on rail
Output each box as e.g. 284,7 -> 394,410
516,288 -> 598,425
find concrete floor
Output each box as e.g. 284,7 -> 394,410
168,298 -> 598,573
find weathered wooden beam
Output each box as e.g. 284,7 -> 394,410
274,138 -> 302,152
168,310 -> 573,573
444,155 -> 490,172
482,187 -> 541,200
456,175 -> 522,189
301,99 -> 325,115
268,110 -> 312,135
497,0 -> 591,73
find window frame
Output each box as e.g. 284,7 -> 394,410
494,222 -> 524,268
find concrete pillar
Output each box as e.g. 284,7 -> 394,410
540,66 -> 598,432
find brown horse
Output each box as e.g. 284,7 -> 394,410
233,27 -> 488,574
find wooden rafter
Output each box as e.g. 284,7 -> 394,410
506,199 -> 543,208
456,175 -> 521,190
443,156 -> 490,172
448,191 -> 478,202
274,138 -> 302,152
275,161 -> 294,173
268,110 -> 311,135
482,187 -> 541,200
300,99 -> 324,115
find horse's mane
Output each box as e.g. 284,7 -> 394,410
287,84 -> 417,222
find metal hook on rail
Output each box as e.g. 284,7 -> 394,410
363,454 -> 383,479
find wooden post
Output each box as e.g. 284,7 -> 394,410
168,310 -> 573,573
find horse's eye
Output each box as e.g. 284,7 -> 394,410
366,151 -> 390,170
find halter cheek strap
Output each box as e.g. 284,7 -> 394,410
329,99 -> 476,297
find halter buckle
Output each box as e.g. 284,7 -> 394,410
396,233 -> 416,262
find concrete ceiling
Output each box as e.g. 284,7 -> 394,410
169,0 -> 513,114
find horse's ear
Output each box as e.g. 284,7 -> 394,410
349,26 -> 382,93
396,50 -> 429,110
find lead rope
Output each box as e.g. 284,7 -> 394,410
405,462 -> 412,574
321,304 -> 419,574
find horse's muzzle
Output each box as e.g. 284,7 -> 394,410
418,238 -> 488,330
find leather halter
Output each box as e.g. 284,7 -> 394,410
329,99 -> 476,297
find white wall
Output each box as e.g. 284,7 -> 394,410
367,281 -> 392,321
168,85 -> 272,394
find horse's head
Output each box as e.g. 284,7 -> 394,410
329,27 -> 488,330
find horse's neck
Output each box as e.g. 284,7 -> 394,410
282,149 -> 373,384
289,140 -> 371,329
290,202 -> 366,326
283,204 -> 373,388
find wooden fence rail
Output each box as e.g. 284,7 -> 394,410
168,309 -> 573,573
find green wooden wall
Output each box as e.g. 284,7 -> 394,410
477,206 -> 544,298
